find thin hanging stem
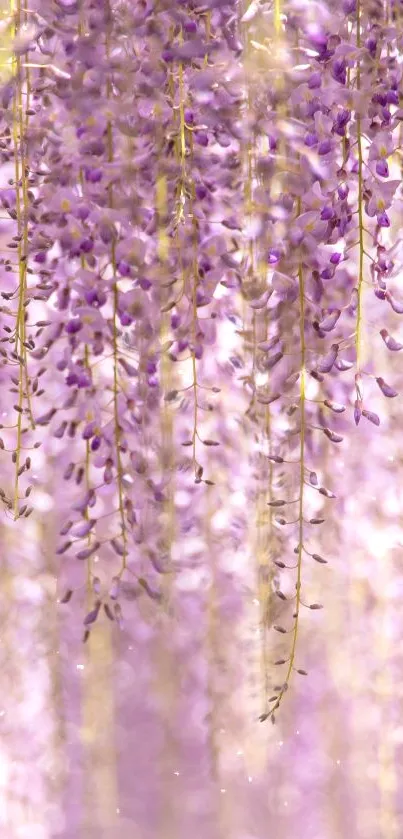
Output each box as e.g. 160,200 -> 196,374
355,0 -> 365,372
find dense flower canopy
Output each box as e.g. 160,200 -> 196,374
1,0 -> 403,836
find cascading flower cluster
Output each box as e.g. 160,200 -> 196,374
0,0 -> 402,725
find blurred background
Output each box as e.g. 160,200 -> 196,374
1,386 -> 403,839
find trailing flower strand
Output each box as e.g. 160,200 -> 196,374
355,0 -> 365,375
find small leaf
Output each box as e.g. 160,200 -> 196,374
312,554 -> 327,564
60,589 -> 73,604
273,625 -> 287,634
309,603 -> 323,610
297,669 -> 308,675
267,499 -> 286,507
201,439 -> 220,446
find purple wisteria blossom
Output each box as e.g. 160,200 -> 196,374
0,0 -> 403,835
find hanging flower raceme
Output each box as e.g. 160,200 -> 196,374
0,0 -> 402,728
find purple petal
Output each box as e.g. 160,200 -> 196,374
323,428 -> 343,443
324,400 -> 346,413
362,409 -> 380,426
386,291 -> 403,314
83,602 -> 101,626
380,329 -> 403,351
317,344 -> 338,373
318,309 -> 341,332
376,377 -> 398,398
334,358 -> 353,372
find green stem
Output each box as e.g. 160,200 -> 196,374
355,0 -> 365,371
268,263 -> 305,720
178,45 -> 199,476
284,263 -> 305,685
106,5 -> 127,574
